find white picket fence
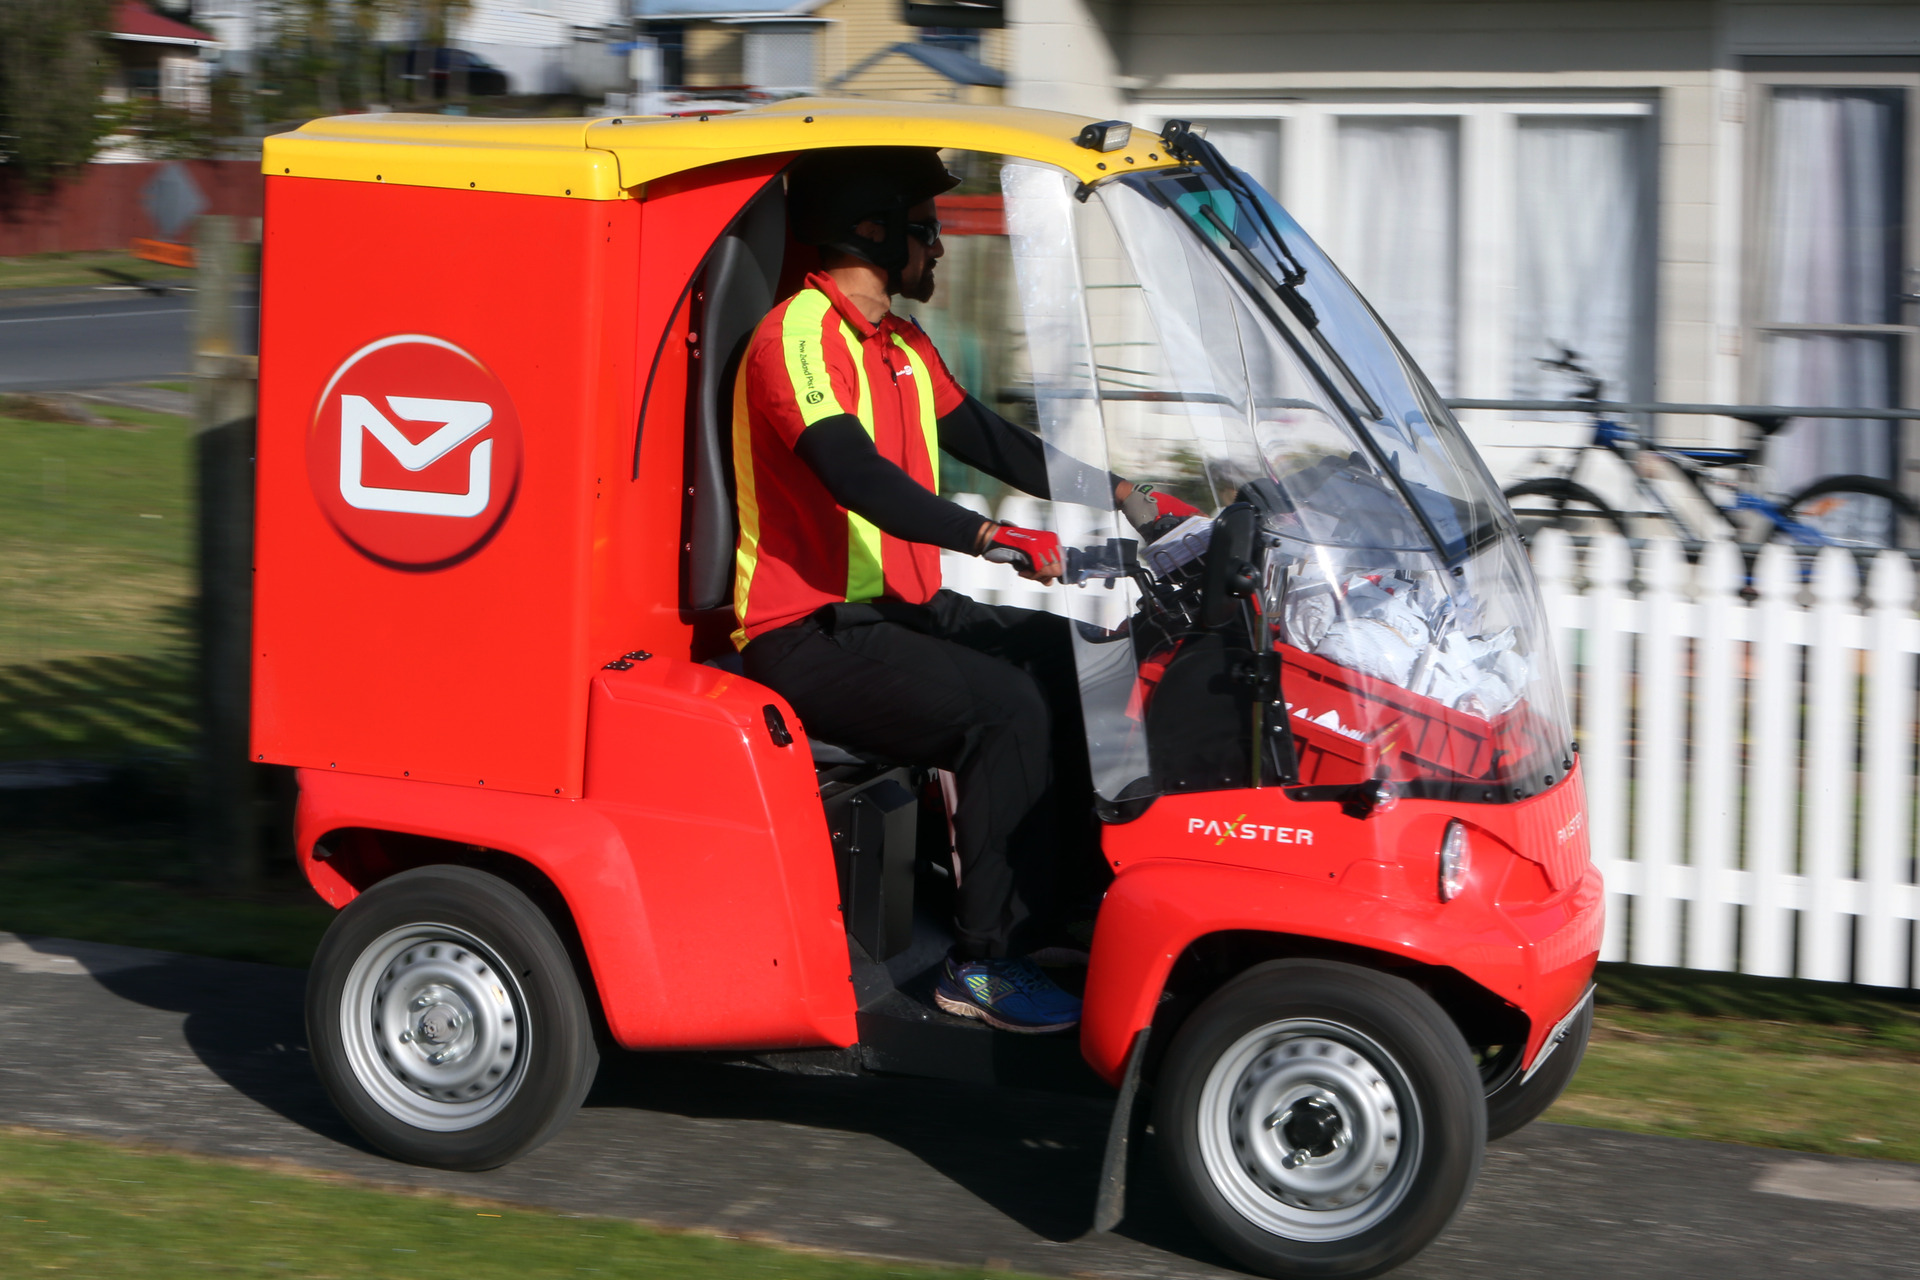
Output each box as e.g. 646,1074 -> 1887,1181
943,494 -> 1920,989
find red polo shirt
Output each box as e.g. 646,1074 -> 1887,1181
730,272 -> 966,648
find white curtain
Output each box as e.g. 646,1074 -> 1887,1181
1511,117 -> 1646,403
1191,118 -> 1282,197
1332,117 -> 1459,393
1765,89 -> 1902,485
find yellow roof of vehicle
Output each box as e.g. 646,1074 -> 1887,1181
263,99 -> 1183,201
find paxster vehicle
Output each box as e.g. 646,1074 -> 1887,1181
255,102 -> 1602,1279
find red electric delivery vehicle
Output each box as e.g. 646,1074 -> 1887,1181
252,101 -> 1602,1279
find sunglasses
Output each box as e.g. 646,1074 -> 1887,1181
904,219 -> 943,245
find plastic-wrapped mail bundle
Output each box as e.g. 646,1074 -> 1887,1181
1283,567 -> 1529,720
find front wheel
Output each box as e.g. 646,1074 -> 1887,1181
1770,475 -> 1920,549
1155,960 -> 1485,1279
307,864 -> 599,1171
1501,478 -> 1632,543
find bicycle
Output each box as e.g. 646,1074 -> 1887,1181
1501,349 -> 1919,549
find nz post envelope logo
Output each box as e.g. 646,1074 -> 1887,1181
307,335 -> 524,569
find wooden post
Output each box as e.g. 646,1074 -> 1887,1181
193,214 -> 261,886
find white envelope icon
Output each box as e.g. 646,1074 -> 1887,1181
339,394 -> 493,517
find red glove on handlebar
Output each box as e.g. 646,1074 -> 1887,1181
982,524 -> 1063,579
1144,487 -> 1202,520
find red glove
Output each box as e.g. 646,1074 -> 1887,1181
1119,482 -> 1202,533
1143,486 -> 1202,520
983,524 -> 1063,579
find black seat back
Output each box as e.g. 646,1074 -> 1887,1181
686,181 -> 788,613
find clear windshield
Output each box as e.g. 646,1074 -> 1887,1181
1002,159 -> 1573,807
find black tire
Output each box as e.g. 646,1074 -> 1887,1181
1483,998 -> 1592,1142
1154,960 -> 1485,1280
307,864 -> 599,1171
1771,474 -> 1920,550
1501,478 -> 1632,543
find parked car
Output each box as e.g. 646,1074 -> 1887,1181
391,46 -> 510,98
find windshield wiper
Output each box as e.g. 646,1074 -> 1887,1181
1163,120 -> 1311,288
1191,203 -> 1384,423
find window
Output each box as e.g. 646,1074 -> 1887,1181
919,26 -> 981,59
1756,87 -> 1907,486
1142,101 -> 1655,405
742,25 -> 814,91
1333,117 -> 1461,392
1512,117 -> 1650,406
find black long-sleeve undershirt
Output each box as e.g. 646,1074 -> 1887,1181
792,396 -> 1122,553
794,415 -> 989,553
936,394 -> 1122,505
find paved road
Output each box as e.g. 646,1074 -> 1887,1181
0,290 -> 255,392
2,932 -> 1916,1279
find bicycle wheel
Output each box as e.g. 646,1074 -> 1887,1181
1770,475 -> 1920,550
1501,479 -> 1631,543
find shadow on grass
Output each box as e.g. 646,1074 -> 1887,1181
0,647 -> 195,763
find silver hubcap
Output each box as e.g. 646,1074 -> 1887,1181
1197,1019 -> 1421,1241
339,925 -> 529,1131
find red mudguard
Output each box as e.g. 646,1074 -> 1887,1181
295,658 -> 859,1053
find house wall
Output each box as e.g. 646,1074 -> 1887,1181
456,0 -> 626,95
1006,0 -> 1920,490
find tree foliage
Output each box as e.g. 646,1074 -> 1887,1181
259,0 -> 474,115
0,0 -> 115,187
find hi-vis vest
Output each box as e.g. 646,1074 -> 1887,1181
730,272 -> 964,649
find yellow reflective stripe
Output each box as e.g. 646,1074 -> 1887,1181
728,359 -> 762,651
840,320 -> 885,603
890,332 -> 942,490
780,290 -> 845,427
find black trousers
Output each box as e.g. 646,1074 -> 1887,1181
743,590 -> 1090,959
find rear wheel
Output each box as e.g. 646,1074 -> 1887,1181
1771,475 -> 1920,549
1155,960 -> 1485,1279
1502,478 -> 1631,543
307,864 -> 599,1171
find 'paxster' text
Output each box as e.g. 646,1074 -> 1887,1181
1189,818 -> 1314,844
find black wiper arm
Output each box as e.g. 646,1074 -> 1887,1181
1163,120 -> 1312,286
1194,202 -> 1384,423
1198,202 -> 1316,327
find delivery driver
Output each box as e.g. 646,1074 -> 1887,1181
731,147 -> 1197,1034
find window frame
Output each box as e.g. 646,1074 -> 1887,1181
1742,69 -> 1920,486
1138,99 -> 1658,414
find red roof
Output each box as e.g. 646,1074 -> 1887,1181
110,1 -> 217,46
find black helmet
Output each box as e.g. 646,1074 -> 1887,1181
786,147 -> 959,279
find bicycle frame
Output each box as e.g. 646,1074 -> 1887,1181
1549,415 -> 1837,546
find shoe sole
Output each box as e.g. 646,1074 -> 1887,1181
934,987 -> 1079,1035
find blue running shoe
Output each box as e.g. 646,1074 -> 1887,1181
934,954 -> 1082,1034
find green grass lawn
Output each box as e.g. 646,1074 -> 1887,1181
0,825 -> 332,968
0,399 -> 196,758
0,1126 -> 1032,1280
1545,963 -> 1920,1160
0,250 -> 195,292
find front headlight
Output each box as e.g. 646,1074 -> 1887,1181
1438,820 -> 1469,902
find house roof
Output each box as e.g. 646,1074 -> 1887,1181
633,0 -> 824,18
889,42 -> 1005,87
832,41 -> 1006,90
110,1 -> 218,47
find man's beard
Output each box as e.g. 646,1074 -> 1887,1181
900,262 -> 937,304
